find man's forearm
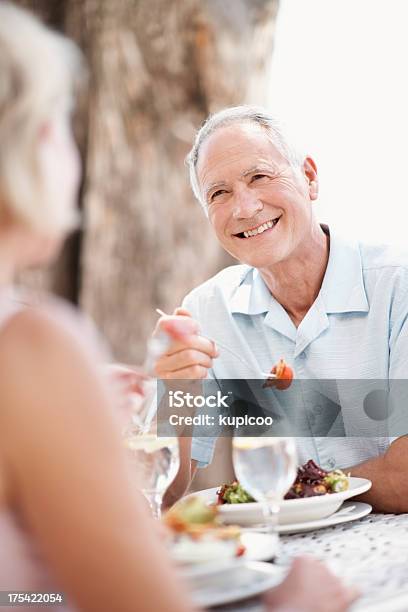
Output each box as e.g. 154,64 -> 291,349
347,437 -> 408,513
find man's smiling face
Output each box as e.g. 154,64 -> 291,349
196,122 -> 318,269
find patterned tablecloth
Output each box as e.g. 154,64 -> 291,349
214,512 -> 408,612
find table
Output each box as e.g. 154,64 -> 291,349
214,512 -> 408,612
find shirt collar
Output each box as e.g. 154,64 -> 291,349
229,225 -> 369,316
319,226 -> 369,314
230,267 -> 272,315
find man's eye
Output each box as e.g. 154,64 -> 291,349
211,189 -> 227,201
251,174 -> 268,182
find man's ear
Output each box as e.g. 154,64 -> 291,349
303,157 -> 319,200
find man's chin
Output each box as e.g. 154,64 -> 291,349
226,249 -> 283,269
220,232 -> 287,268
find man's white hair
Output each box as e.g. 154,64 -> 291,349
186,105 -> 305,212
0,2 -> 84,233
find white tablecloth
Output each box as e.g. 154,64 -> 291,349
214,512 -> 408,611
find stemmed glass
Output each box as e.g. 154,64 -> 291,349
122,379 -> 180,519
232,436 -> 297,550
123,424 -> 180,519
115,328 -> 181,519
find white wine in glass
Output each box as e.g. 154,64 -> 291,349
124,430 -> 180,519
232,437 -> 297,547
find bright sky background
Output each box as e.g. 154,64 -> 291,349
268,0 -> 408,246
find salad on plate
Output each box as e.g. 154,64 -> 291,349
217,460 -> 349,505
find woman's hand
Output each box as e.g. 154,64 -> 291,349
264,556 -> 358,612
105,363 -> 147,396
104,364 -> 149,426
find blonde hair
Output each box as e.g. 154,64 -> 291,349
0,2 -> 84,233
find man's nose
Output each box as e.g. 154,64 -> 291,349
232,185 -> 263,219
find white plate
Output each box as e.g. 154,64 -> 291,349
190,561 -> 286,608
174,532 -> 278,581
178,503 -> 371,586
180,557 -> 244,581
186,477 -> 372,526
278,501 -> 372,534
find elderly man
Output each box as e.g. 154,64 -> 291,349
155,105 -> 408,512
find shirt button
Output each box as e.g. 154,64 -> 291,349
298,352 -> 306,359
327,457 -> 336,469
314,404 -> 323,415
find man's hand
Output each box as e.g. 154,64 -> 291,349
347,436 -> 408,513
154,307 -> 218,379
264,556 -> 358,612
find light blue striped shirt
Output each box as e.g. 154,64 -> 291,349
183,227 -> 408,469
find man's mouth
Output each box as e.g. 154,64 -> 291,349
233,215 -> 282,239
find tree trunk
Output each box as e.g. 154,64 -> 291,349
79,0 -> 279,362
15,0 -> 279,362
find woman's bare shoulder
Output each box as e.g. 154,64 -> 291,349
0,306 -> 84,366
0,302 -> 120,488
0,311 -> 60,503
0,306 -> 108,427
0,296 -> 108,372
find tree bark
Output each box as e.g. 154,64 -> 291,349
79,0 -> 279,362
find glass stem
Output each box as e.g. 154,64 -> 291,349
262,500 -> 281,537
260,500 -> 281,558
143,491 -> 162,519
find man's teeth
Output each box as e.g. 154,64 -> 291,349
243,219 -> 276,239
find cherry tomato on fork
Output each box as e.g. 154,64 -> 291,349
264,358 -> 294,390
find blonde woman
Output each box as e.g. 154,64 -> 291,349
0,4 -> 356,611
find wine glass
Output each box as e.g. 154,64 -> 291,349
123,423 -> 180,519
232,436 -> 297,549
122,378 -> 180,519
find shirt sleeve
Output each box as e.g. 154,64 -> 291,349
388,275 -> 408,439
191,436 -> 218,468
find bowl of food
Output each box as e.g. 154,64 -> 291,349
186,460 -> 371,526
